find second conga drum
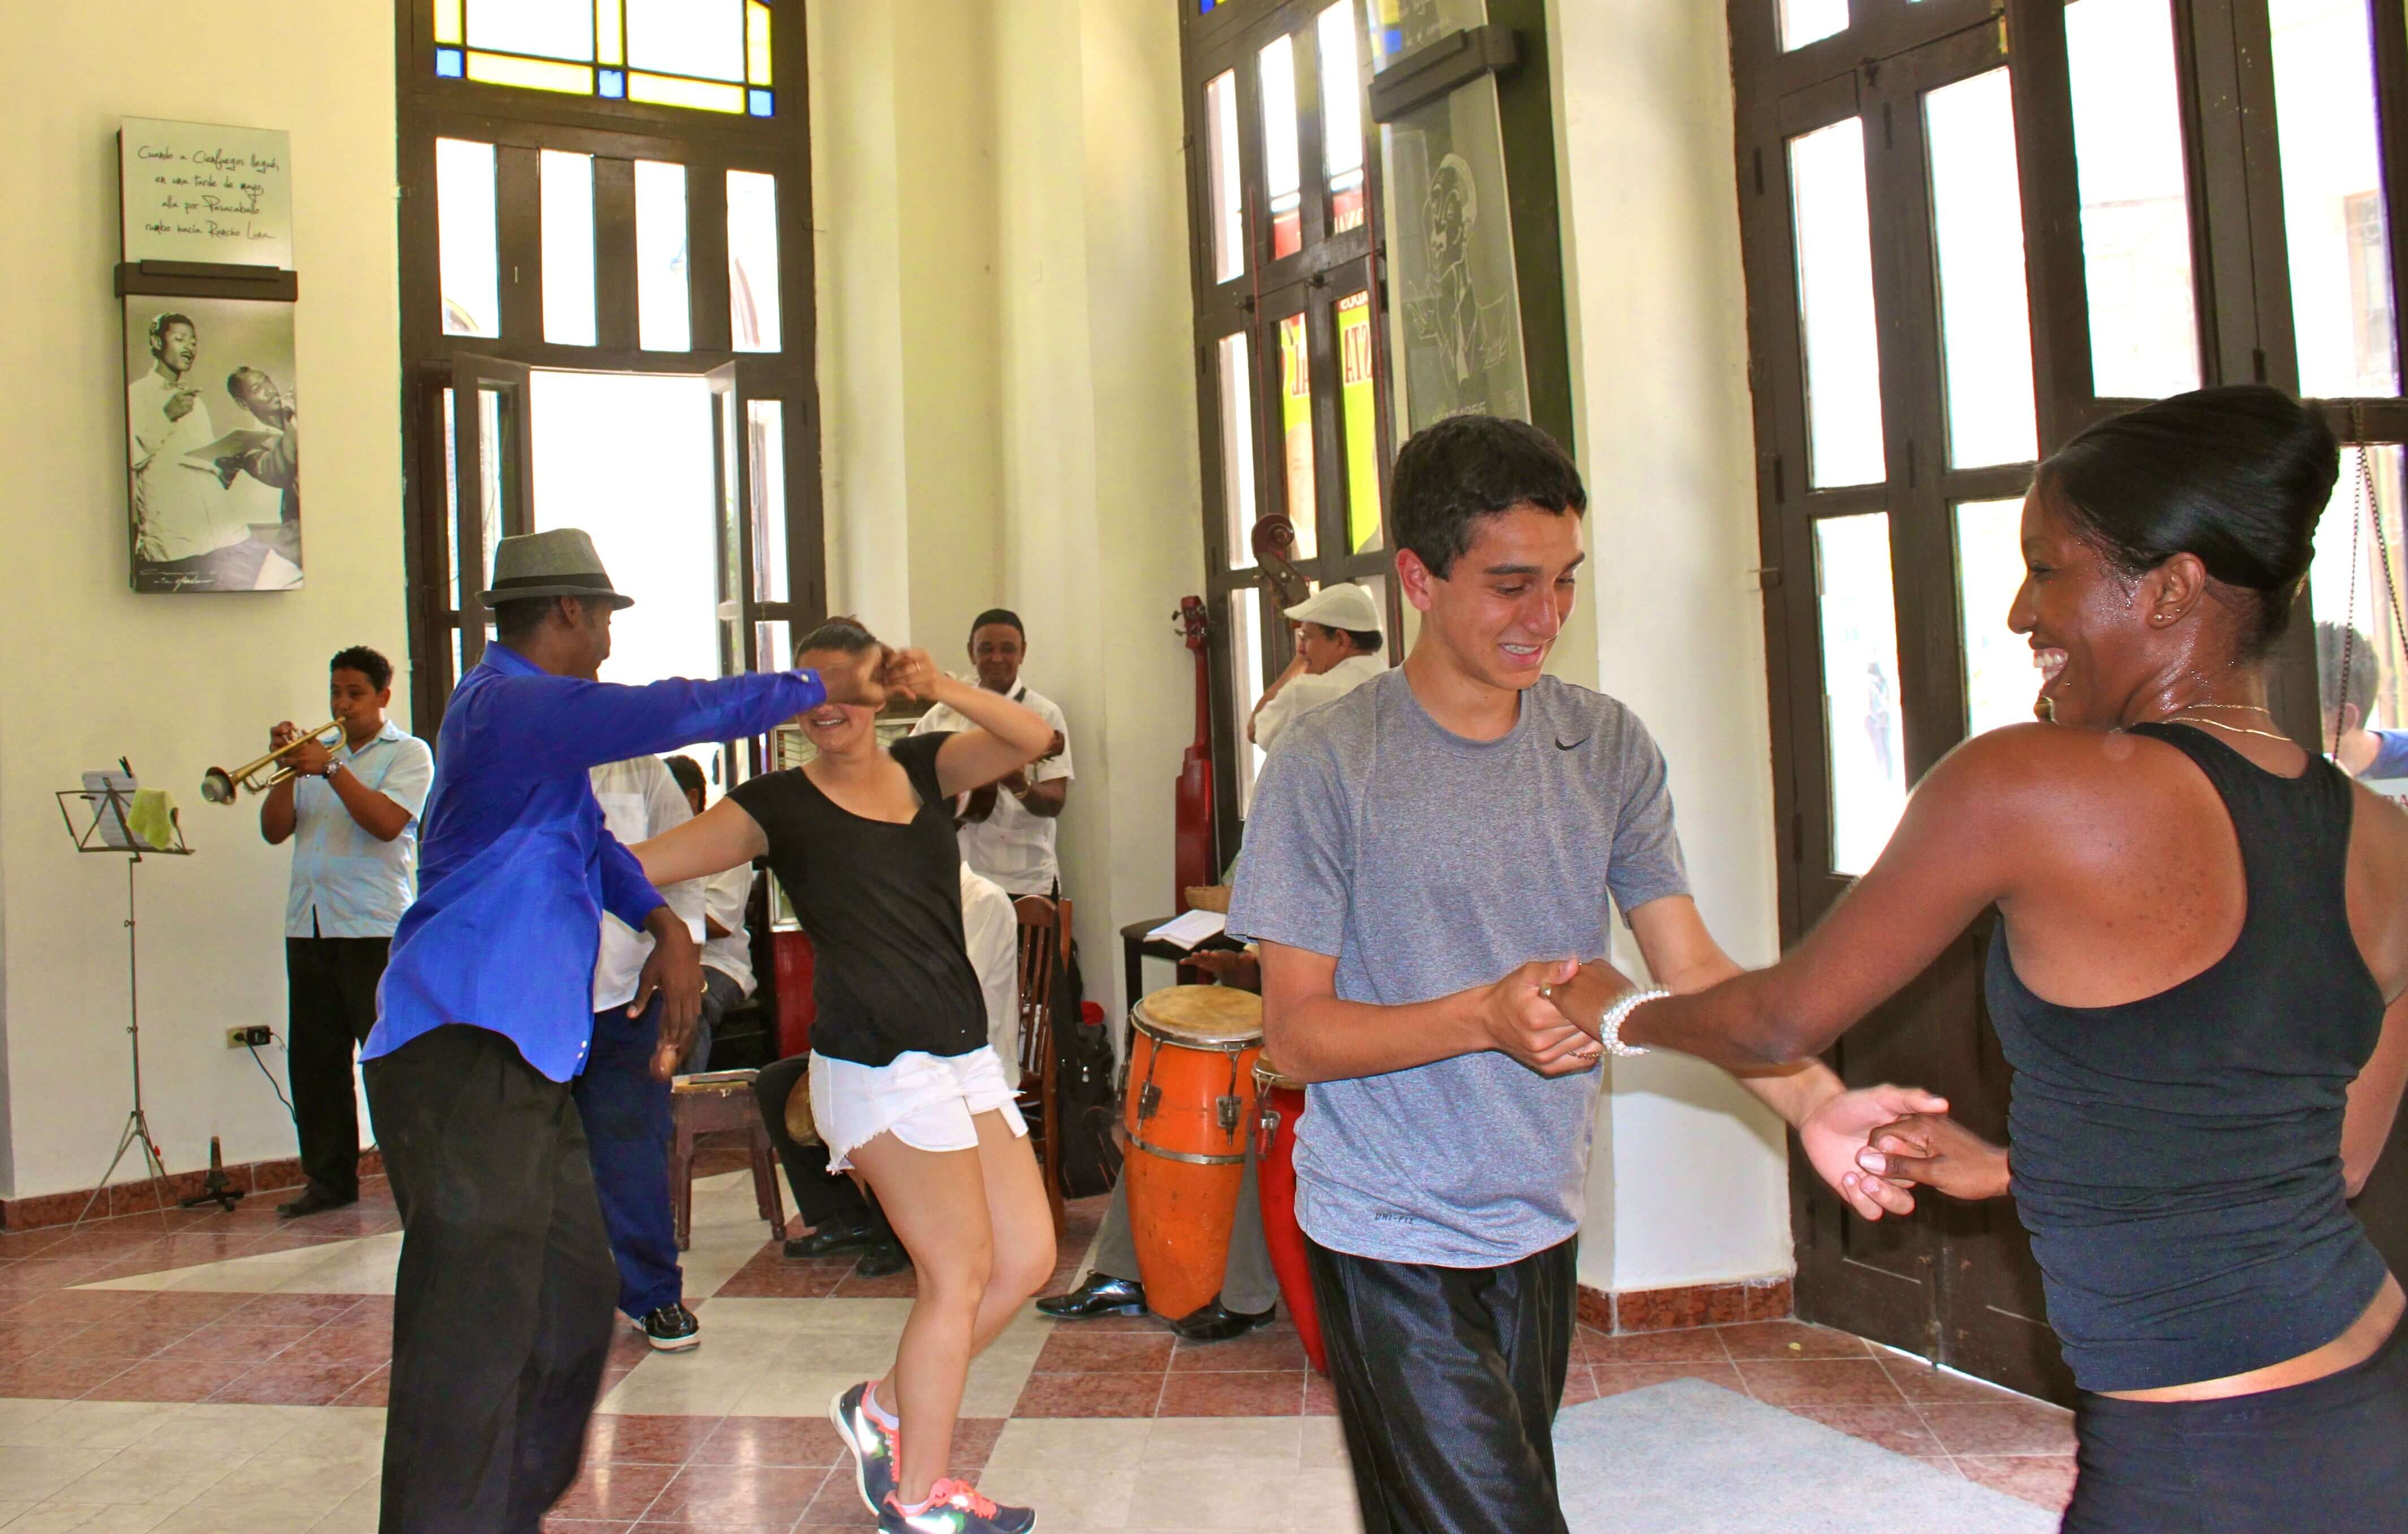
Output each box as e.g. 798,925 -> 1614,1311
1124,986 -> 1263,1323
1253,1052 -> 1326,1374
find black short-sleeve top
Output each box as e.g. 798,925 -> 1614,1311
726,731 -> 986,1066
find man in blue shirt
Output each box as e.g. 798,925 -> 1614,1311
260,645 -> 433,1220
362,529 -> 881,1534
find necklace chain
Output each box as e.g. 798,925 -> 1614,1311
2161,712 -> 2294,745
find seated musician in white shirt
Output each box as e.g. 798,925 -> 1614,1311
1249,583 -> 1387,755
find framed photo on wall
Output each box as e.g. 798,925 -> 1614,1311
122,295 -> 301,593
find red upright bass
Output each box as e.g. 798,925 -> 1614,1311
1173,597 -> 1215,914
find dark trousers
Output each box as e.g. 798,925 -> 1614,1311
1307,1234 -> 1578,1534
572,997 -> 684,1318
284,935 -> 387,1202
365,1025 -> 618,1534
2064,1314 -> 2408,1533
753,1054 -> 887,1234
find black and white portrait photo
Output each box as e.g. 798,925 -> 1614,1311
122,295 -> 301,593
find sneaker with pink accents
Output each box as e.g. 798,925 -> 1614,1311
830,1381 -> 900,1513
879,1477 -> 1036,1534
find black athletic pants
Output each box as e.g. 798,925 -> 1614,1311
364,1024 -> 618,1534
1307,1234 -> 1578,1534
284,935 -> 387,1203
752,1054 -> 891,1235
2063,1313 -> 2408,1532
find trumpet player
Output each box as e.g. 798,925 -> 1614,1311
259,645 -> 433,1219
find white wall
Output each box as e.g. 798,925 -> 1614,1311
0,6 -> 404,1196
813,0 -> 1201,1023
1549,0 -> 1794,1291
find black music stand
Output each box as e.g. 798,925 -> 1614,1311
56,772 -> 191,1226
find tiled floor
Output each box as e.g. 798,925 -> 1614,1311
0,1164 -> 2077,1531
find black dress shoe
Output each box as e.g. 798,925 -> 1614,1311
855,1238 -> 912,1279
1168,1298 -> 1276,1343
275,1187 -> 356,1220
640,1303 -> 701,1351
1034,1272 -> 1147,1320
784,1217 -> 877,1260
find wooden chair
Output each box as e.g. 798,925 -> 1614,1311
667,1071 -> 786,1251
1012,895 -> 1072,1239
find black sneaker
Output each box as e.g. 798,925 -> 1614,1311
880,1479 -> 1035,1534
640,1303 -> 701,1352
832,1380 -> 900,1513
1033,1272 -> 1144,1320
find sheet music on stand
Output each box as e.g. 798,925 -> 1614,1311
57,769 -> 191,858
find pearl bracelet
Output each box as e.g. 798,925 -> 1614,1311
1597,986 -> 1669,1058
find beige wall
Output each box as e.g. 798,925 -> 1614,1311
1549,0 -> 1794,1291
0,6 -> 404,1195
818,0 -> 1202,1022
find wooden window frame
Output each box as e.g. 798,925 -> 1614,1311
1182,0 -> 1402,858
394,0 -> 825,744
1730,0 -> 2408,1400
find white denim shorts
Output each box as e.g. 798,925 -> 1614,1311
809,1045 -> 1028,1171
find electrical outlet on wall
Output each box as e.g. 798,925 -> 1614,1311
226,1025 -> 273,1049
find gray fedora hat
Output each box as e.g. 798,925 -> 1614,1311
476,528 -> 634,609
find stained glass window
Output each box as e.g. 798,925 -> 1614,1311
436,0 -> 776,117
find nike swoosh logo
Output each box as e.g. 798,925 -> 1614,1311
1556,736 -> 1587,751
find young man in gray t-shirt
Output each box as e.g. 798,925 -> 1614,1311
1227,415 -> 1941,1533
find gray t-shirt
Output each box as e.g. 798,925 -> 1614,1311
1225,668 -> 1690,1266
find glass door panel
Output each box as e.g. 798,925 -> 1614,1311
2066,0 -> 2202,399
1926,68 -> 2037,468
1259,33 -> 1306,261
1336,288 -> 1385,554
437,138 -> 502,337
1228,588 -> 1267,813
1815,512 -> 1906,874
1318,3 -> 1367,235
2310,445 -> 2408,783
1782,0 -> 1848,52
1205,70 -> 1246,283
1956,498 -> 2037,739
1217,330 -> 1260,570
1790,118 -> 1887,488
1276,310 -> 1323,560
2269,0 -> 2398,397
540,150 -> 597,345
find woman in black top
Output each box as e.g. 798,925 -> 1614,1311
634,619 -> 1055,1534
1558,388 -> 2408,1532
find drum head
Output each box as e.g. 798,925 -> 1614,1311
1253,1053 -> 1304,1093
1134,985 -> 1264,1048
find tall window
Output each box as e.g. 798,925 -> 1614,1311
1182,0 -> 1399,844
1728,0 -> 2408,1403
398,0 -> 822,788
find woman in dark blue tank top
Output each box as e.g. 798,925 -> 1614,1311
1556,387 -> 2408,1532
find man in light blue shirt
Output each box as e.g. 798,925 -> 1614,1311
260,645 -> 432,1220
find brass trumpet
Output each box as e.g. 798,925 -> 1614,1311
200,720 -> 342,804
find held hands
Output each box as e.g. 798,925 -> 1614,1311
1852,1113 -> 2012,1204
284,738 -> 336,778
815,647 -> 890,710
632,917 -> 705,1081
881,647 -> 941,703
1482,959 -> 1598,1076
1794,1085 -> 1951,1220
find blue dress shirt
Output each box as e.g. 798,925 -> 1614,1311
366,643 -> 826,1082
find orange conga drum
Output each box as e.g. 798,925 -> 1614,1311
1124,986 -> 1263,1323
1252,1052 -> 1325,1374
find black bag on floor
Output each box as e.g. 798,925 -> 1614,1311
1050,939 -> 1122,1198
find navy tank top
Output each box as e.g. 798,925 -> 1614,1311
1987,722 -> 2390,1393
